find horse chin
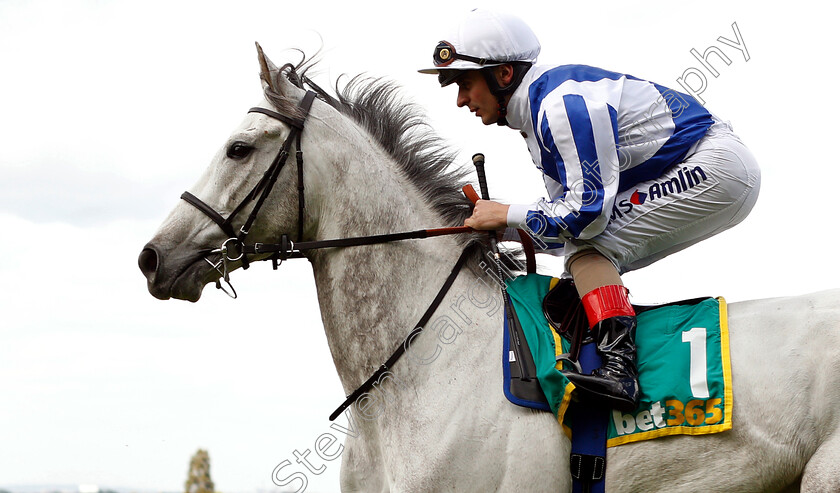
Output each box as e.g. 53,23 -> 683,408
148,253 -> 218,302
170,260 -> 219,302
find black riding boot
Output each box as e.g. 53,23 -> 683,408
564,315 -> 640,412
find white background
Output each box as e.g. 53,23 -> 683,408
1,1 -> 837,492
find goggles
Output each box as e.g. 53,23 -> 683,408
432,40 -> 503,68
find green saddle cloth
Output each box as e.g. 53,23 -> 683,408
505,274 -> 733,447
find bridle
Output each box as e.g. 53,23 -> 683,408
176,85 -> 538,419
177,87 -> 472,419
179,89 -> 481,299
180,91 -> 318,297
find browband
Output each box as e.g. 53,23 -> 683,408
248,106 -> 306,130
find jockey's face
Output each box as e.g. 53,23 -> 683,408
455,70 -> 500,125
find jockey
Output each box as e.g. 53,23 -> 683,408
419,8 -> 760,412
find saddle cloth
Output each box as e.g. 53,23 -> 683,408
504,274 -> 733,447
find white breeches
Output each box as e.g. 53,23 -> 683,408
563,120 -> 761,274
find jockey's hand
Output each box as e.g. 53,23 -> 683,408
464,199 -> 509,231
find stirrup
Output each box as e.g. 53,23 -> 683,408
556,353 -> 583,374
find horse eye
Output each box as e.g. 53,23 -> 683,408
226,142 -> 253,160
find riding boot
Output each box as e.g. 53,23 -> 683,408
563,285 -> 640,412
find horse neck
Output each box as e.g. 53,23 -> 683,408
303,111 -> 471,391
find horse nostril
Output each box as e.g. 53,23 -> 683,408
138,247 -> 159,280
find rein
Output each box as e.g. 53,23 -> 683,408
180,89 -> 479,298
178,85 -> 537,421
329,246 -> 472,421
245,226 -> 474,257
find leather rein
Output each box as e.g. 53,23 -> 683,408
181,90 -> 477,297
178,89 -> 536,420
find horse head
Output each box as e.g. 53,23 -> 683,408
139,44 -> 473,303
139,45 -> 331,301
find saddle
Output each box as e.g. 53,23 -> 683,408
505,277 -> 716,409
504,277 -> 588,411
542,278 -> 588,364
504,274 -> 731,493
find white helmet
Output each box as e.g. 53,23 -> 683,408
418,8 -> 541,87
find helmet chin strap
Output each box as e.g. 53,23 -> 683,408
495,95 -> 509,126
479,69 -> 510,126
479,62 -> 532,126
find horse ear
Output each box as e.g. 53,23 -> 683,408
255,41 -> 281,94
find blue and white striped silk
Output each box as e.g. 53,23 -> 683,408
505,64 -> 713,245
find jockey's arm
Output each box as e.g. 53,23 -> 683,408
506,95 -> 621,244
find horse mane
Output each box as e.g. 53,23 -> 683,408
260,53 -> 530,274
261,54 -> 475,233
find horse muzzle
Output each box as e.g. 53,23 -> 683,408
138,242 -> 214,302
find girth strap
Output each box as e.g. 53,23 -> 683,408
328,247 -> 472,421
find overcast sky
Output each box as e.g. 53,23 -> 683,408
1,1 -> 838,492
